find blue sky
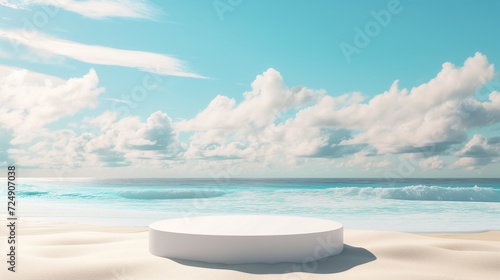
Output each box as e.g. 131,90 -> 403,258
0,0 -> 499,177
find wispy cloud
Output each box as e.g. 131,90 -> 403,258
0,29 -> 204,78
100,97 -> 131,104
0,0 -> 161,20
0,1 -> 20,9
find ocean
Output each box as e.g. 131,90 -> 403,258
9,178 -> 500,232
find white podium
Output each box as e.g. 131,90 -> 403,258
149,215 -> 343,264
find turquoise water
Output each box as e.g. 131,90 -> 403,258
8,178 -> 500,232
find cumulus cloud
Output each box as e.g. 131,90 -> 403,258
180,68 -> 323,130
306,129 -> 367,158
451,134 -> 500,170
9,111 -> 181,168
8,129 -> 85,168
179,68 -> 336,162
0,29 -> 204,78
0,0 -> 160,20
0,65 -> 181,170
339,150 -> 390,169
80,110 -> 181,163
450,157 -> 489,171
291,52 -> 498,154
0,65 -> 104,144
419,156 -> 445,170
457,134 -> 500,158
179,53 -> 500,171
3,53 -> 500,173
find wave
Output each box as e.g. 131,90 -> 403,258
17,191 -> 50,197
330,185 -> 500,202
17,190 -> 98,199
60,193 -> 97,199
16,188 -> 226,200
118,189 -> 226,200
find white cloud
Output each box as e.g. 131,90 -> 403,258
0,1 -> 19,9
0,0 -> 160,19
292,52 -> 498,154
179,68 -> 328,161
0,65 -> 104,144
0,29 -> 204,78
2,53 -> 500,174
179,53 -> 500,171
450,157 -> 484,171
451,134 -> 500,170
99,97 -> 131,104
340,150 -> 391,169
81,110 -> 181,161
419,156 -> 445,170
180,69 -> 367,164
457,134 -> 500,157
8,110 -> 182,169
180,68 -> 323,130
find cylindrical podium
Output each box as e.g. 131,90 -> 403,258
149,215 -> 343,264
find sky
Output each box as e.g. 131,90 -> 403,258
0,0 -> 499,178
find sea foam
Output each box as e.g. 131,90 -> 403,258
118,189 -> 226,200
331,185 -> 499,202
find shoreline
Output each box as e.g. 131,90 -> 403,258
1,220 -> 499,280
11,216 -> 500,235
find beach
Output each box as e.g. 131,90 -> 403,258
2,0 -> 499,279
2,220 -> 499,280
3,178 -> 499,279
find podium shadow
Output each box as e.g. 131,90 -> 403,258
171,245 -> 376,275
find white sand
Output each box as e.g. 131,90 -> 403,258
1,221 -> 499,280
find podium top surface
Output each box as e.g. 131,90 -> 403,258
149,215 -> 343,236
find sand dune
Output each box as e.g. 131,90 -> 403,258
1,221 -> 499,280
